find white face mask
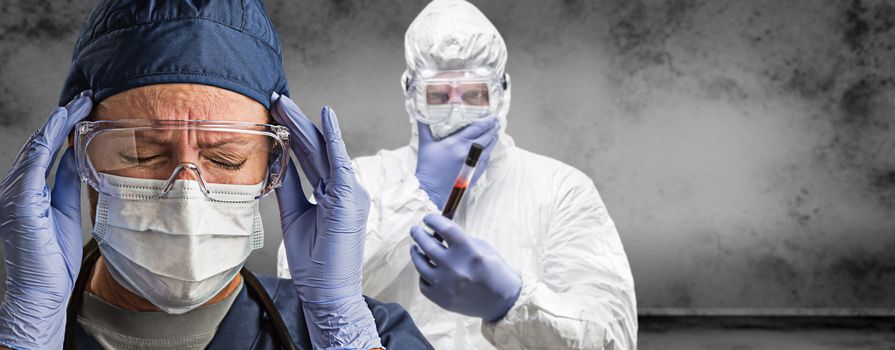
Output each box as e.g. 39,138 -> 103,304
93,173 -> 264,314
426,104 -> 491,139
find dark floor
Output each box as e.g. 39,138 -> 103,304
639,317 -> 895,350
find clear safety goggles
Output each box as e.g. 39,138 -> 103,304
405,70 -> 507,124
75,120 -> 290,202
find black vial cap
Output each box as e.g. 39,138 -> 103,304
465,143 -> 485,167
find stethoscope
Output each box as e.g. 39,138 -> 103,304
63,239 -> 297,350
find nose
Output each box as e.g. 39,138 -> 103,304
173,163 -> 201,181
448,87 -> 464,105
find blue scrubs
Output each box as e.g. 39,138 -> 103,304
72,273 -> 433,349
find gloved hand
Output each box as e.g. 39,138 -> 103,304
410,213 -> 522,322
0,91 -> 93,350
415,118 -> 499,209
271,93 -> 382,350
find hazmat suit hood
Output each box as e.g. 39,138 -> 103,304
403,0 -> 514,186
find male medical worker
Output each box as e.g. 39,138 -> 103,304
0,1 -> 431,349
279,0 -> 638,349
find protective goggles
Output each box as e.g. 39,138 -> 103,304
75,120 -> 290,201
405,70 -> 508,124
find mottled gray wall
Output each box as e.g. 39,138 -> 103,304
1,0 -> 893,311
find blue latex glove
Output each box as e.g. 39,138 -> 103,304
415,118 -> 499,209
410,214 -> 522,322
0,91 -> 93,350
271,93 -> 382,350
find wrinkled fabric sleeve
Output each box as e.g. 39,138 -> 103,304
352,153 -> 440,297
278,150 -> 439,298
481,169 -> 638,350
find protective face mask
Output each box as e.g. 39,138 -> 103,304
426,104 -> 491,139
93,173 -> 264,314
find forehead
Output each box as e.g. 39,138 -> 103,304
93,84 -> 268,123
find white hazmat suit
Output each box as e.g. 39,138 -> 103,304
280,0 -> 638,348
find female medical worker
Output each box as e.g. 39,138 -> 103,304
0,0 -> 430,349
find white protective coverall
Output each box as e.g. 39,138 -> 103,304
279,0 -> 638,348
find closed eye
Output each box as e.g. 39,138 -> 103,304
120,152 -> 166,166
203,154 -> 247,171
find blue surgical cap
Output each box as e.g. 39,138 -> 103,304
59,0 -> 289,109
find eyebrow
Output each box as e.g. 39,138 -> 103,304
133,133 -> 174,146
130,132 -> 255,148
200,137 -> 253,148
